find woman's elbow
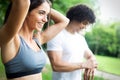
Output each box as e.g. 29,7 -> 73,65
63,18 -> 69,27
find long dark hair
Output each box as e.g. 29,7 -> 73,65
4,0 -> 51,24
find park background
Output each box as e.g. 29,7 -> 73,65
0,0 -> 120,80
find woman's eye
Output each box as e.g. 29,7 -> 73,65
39,12 -> 44,15
38,10 -> 45,15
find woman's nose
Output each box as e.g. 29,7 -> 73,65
43,15 -> 48,22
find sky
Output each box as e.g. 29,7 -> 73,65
98,0 -> 120,22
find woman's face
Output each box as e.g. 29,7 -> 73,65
26,2 -> 50,32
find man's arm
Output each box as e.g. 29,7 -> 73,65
47,50 -> 83,72
83,49 -> 98,80
84,49 -> 96,60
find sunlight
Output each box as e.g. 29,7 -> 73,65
98,0 -> 120,22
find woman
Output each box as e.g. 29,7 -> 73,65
0,0 -> 69,80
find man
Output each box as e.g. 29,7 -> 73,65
47,4 -> 98,80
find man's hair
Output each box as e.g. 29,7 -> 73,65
66,4 -> 95,24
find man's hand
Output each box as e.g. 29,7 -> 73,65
82,59 -> 98,69
84,68 -> 95,80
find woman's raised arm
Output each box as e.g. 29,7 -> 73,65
40,8 -> 69,44
0,0 -> 30,46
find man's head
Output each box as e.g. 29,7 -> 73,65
66,4 -> 95,24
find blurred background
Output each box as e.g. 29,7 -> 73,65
0,0 -> 120,80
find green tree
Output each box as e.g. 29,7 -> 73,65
0,0 -> 9,26
52,0 -> 97,15
115,23 -> 120,58
85,22 -> 120,58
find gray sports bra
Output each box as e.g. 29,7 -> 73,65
4,36 -> 46,79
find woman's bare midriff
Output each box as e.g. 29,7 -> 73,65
8,73 -> 42,80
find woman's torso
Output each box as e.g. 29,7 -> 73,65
1,35 -> 46,80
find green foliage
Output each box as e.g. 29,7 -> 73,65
52,0 -> 96,15
116,25 -> 120,57
0,0 -> 9,26
85,22 -> 120,57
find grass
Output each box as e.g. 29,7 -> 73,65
42,64 -> 52,80
94,76 -> 105,80
0,55 -> 7,80
96,55 -> 120,76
